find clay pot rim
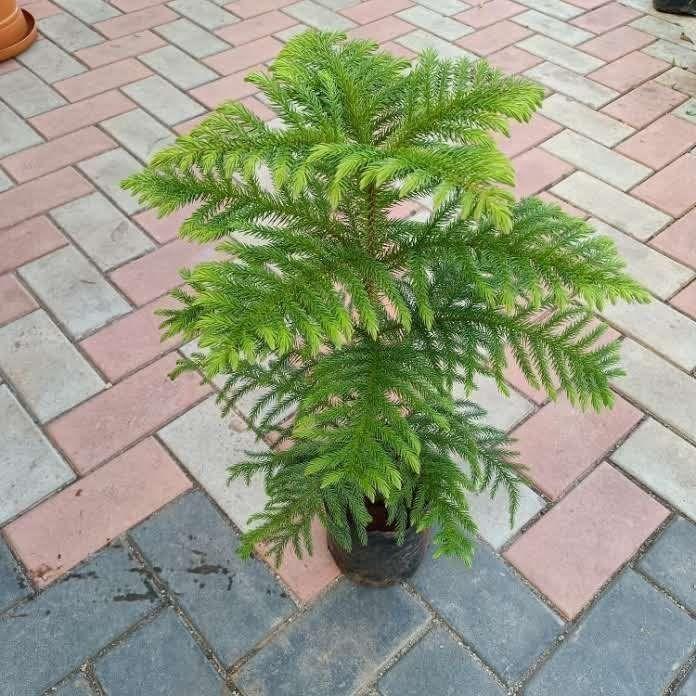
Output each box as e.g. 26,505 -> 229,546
0,9 -> 36,62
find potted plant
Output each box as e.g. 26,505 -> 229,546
124,31 -> 648,585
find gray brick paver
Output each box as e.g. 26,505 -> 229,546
50,192 -> 154,271
122,75 -> 205,127
154,18 -> 229,58
612,418 -> 696,521
0,168 -> 12,192
19,246 -> 131,339
513,10 -> 593,45
543,129 -> 651,191
234,579 -> 430,696
614,339 -> 696,442
0,68 -> 66,118
551,171 -> 671,239
588,218 -> 694,300
78,148 -> 144,214
139,45 -> 218,90
157,397 -> 269,531
378,626 -> 506,696
0,546 -> 159,696
396,6 -> 472,40
0,536 -> 30,613
638,517 -> 696,612
16,39 -> 86,84
285,0 -> 356,30
101,108 -> 176,163
525,62 -> 619,108
95,609 -> 230,695
130,490 -> 295,666
0,102 -> 43,158
519,35 -> 603,74
52,0 -> 120,23
526,570 -> 695,696
540,93 -> 635,147
38,13 -> 104,52
0,384 -> 75,525
0,309 -> 105,422
410,541 -> 564,682
167,0 -> 238,30
515,0 -> 583,19
52,674 -> 96,695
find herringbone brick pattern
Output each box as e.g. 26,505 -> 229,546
1,1 -> 695,694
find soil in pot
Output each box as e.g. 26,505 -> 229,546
327,500 -> 431,587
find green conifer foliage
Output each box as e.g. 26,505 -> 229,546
123,31 -> 649,566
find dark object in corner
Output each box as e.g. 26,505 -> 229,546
653,0 -> 696,16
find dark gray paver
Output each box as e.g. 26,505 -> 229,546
0,545 -> 159,696
234,579 -> 430,696
410,542 -> 564,683
0,536 -> 30,612
678,668 -> 696,695
526,569 -> 696,696
95,608 -> 230,696
129,490 -> 294,666
637,516 -> 696,612
378,626 -> 505,696
52,673 -> 95,695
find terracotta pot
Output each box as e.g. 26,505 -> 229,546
0,0 -> 37,62
327,501 -> 431,586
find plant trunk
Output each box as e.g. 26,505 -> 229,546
0,0 -> 37,61
327,500 -> 431,586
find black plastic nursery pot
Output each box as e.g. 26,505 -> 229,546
653,0 -> 696,15
327,501 -> 431,586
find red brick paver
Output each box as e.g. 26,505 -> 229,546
80,296 -> 183,382
0,169 -> 93,229
601,80 -> 687,128
0,275 -> 37,326
590,51 -> 669,93
341,0 -> 413,24
457,21 -> 532,57
94,5 -> 178,39
29,91 -> 137,139
47,354 -> 212,473
616,114 -> 696,169
580,26 -> 655,61
109,238 -> 219,306
505,462 -> 669,618
4,438 -> 192,587
74,31 -> 167,68
511,395 -> 642,498
571,2 -> 641,32
512,148 -> 573,197
1,127 -> 116,183
671,281 -> 696,320
54,59 -> 153,102
0,217 -> 67,274
204,36 -> 285,75
650,208 -> 696,269
632,153 -> 696,217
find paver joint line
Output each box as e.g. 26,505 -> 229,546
2,2 -> 696,695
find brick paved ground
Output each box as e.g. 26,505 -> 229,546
1,0 -> 696,693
